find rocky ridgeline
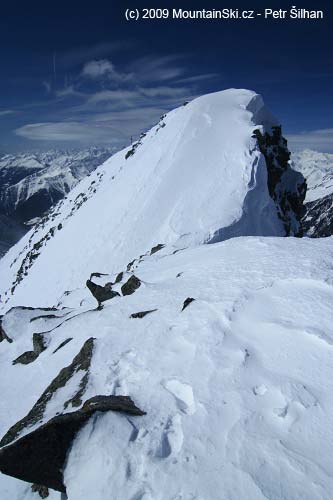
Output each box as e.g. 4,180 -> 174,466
253,126 -> 307,236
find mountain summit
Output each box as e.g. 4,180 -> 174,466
0,89 -> 305,310
2,90 -> 330,500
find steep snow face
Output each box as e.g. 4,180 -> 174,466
292,150 -> 333,237
0,90 -> 304,310
0,148 -> 114,222
1,236 -> 333,499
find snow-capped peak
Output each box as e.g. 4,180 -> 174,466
0,89 -> 305,310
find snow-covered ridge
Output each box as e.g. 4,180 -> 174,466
0,89 -> 305,310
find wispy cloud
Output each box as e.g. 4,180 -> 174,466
175,73 -> 220,85
81,59 -> 131,83
15,121 -> 126,144
11,53 -> 217,147
42,80 -> 52,94
128,55 -> 185,83
55,85 -> 86,99
0,110 -> 17,117
58,41 -> 134,69
288,128 -> 333,153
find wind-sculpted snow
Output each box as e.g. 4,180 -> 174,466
0,237 -> 333,499
0,90 -> 305,310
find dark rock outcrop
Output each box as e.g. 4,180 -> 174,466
150,243 -> 165,255
0,395 -> 146,494
130,309 -> 158,319
12,332 -> 48,365
114,271 -> 123,283
13,351 -> 38,365
30,314 -> 61,323
5,338 -> 95,446
182,297 -> 195,311
121,275 -> 141,296
86,279 -> 120,307
89,272 -> 108,280
53,338 -> 73,354
253,127 -> 307,236
31,483 -> 49,498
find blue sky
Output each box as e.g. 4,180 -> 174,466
0,0 -> 332,152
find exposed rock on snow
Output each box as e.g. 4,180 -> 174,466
31,484 -> 49,499
53,338 -> 73,354
121,275 -> 142,296
1,235 -> 333,499
130,309 -> 157,319
12,332 -> 47,365
86,279 -> 120,308
181,297 -> 195,311
0,395 -> 145,493
1,338 -> 95,447
150,243 -> 165,255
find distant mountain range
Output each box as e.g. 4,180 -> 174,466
0,147 -> 114,256
292,149 -> 333,237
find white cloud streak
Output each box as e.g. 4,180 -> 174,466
0,110 -> 17,117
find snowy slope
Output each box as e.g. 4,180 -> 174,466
292,150 -> 333,236
1,236 -> 333,500
0,89 -> 305,310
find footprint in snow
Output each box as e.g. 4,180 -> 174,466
163,379 -> 196,415
253,384 -> 267,396
131,489 -> 153,500
156,415 -> 184,458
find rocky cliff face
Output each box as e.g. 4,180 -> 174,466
254,127 -> 306,236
